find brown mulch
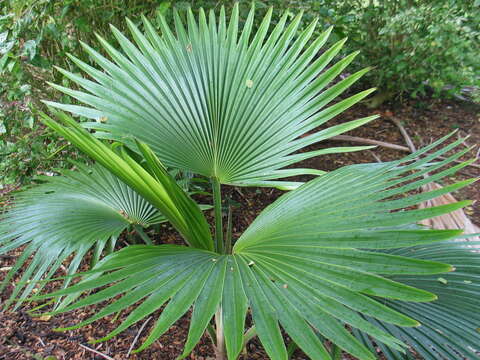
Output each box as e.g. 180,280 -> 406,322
1,97 -> 479,360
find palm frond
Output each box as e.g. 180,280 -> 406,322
0,163 -> 162,309
44,3 -> 376,189
32,136 -> 476,360
352,238 -> 480,360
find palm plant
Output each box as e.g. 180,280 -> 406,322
1,4 -> 479,360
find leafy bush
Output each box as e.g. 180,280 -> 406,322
313,0 -> 480,104
2,6 -> 479,360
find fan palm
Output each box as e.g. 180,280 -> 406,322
1,4 -> 479,360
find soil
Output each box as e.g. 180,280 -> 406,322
1,97 -> 479,360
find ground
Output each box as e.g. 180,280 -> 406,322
1,97 -> 479,360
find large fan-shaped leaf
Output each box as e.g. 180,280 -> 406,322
32,137 -> 474,360
0,163 -> 163,309
44,4 -> 376,189
352,238 -> 480,360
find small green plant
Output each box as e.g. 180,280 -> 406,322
1,5 -> 479,360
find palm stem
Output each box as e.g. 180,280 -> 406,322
134,225 -> 153,245
106,235 -> 116,255
215,308 -> 226,360
225,203 -> 233,254
212,177 -> 224,253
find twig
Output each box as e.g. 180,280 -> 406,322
388,117 -> 416,152
36,336 -> 46,347
234,187 -> 246,200
79,344 -> 114,360
330,135 -> 410,152
457,131 -> 471,148
127,316 -> 152,356
368,150 -> 382,163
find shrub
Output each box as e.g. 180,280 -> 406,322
313,0 -> 480,104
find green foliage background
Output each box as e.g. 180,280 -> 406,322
1,0 -> 479,186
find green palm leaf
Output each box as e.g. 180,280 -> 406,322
44,3 -> 376,189
0,162 -> 163,309
352,238 -> 480,360
32,135 -> 475,360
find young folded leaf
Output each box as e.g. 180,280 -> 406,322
39,110 -> 213,251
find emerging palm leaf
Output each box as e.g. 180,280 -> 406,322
45,3 -> 376,189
